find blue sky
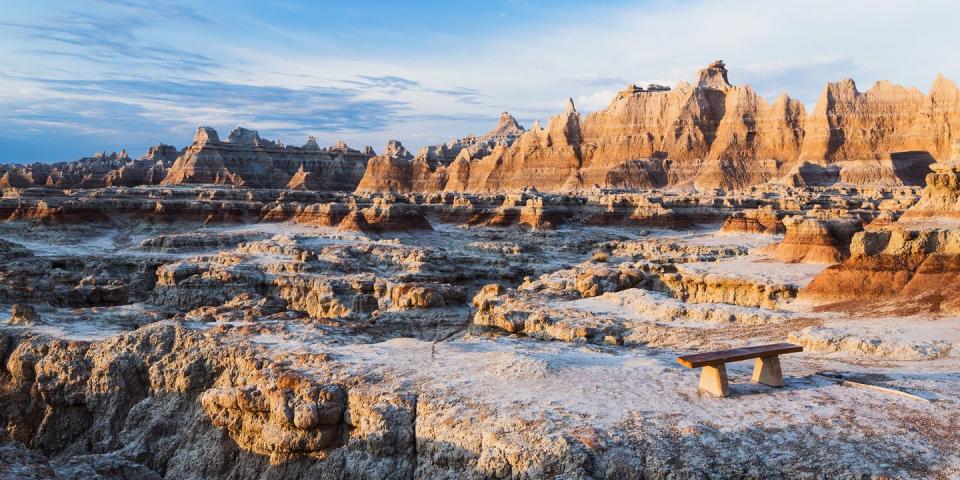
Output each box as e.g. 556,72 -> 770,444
1,0 -> 958,163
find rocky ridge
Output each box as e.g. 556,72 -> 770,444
362,61 -> 960,193
5,61 -> 958,195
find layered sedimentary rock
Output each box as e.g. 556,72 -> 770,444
721,206 -> 786,234
419,111 -> 525,166
353,141 -> 414,193
0,179 -> 955,477
3,63 -> 955,195
801,150 -> 960,312
900,154 -> 960,220
356,61 -> 960,193
162,128 -> 373,190
800,227 -> 960,313
0,147 -> 179,190
764,216 -> 863,264
355,113 -> 526,194
460,100 -> 584,192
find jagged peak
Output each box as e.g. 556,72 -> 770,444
383,140 -> 411,159
330,139 -> 350,152
828,78 -> 859,93
930,74 -> 959,96
494,111 -> 524,132
303,136 -> 320,149
193,126 -> 220,144
565,98 -> 577,113
866,80 -> 923,97
228,126 -> 261,145
697,60 -> 731,89
815,78 -> 860,107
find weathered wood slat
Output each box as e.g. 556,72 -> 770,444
677,343 -> 803,368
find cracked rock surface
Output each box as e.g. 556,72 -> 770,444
0,183 -> 958,479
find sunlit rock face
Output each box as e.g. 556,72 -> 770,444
355,113 -> 527,194
900,146 -> 960,221
800,148 -> 960,314
353,140 -> 415,193
354,61 -> 960,193
6,63 -> 956,195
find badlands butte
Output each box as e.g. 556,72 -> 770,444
0,61 -> 958,479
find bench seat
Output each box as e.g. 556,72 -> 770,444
676,343 -> 803,397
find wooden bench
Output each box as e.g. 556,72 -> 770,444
676,343 -> 803,397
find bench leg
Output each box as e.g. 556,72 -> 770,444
751,355 -> 784,387
698,365 -> 729,397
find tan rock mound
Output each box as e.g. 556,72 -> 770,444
337,209 -> 375,233
361,200 -> 432,232
763,216 -> 862,264
286,165 -> 322,190
354,140 -> 414,193
293,203 -> 349,227
721,207 -> 786,234
799,227 -> 960,313
900,157 -> 960,221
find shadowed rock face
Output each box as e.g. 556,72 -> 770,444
0,147 -> 179,190
162,127 -> 374,190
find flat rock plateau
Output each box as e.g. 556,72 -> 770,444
1,62 -> 959,479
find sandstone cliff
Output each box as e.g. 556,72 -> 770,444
353,140 -> 415,193
355,113 -> 526,194
356,61 -> 960,193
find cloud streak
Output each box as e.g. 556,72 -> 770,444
0,10 -> 221,75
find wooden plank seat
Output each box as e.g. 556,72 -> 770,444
676,343 -> 803,397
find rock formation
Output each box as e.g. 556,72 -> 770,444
721,206 -> 786,234
352,61 -> 960,193
800,144 -> 960,312
355,113 -> 526,194
353,140 -> 414,193
162,127 -> 373,190
800,227 -> 960,313
900,145 -> 960,220
763,216 -> 863,264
